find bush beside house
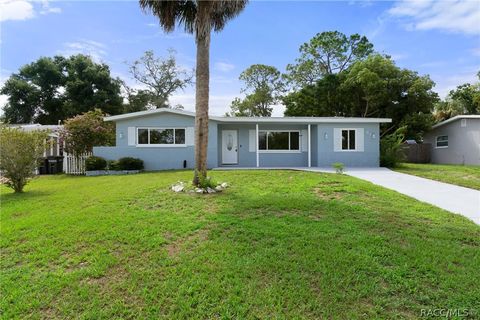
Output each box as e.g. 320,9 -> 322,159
85,156 -> 144,176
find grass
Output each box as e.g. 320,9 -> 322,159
394,163 -> 480,190
1,170 -> 479,319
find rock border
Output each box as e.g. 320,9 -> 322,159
85,170 -> 140,176
171,181 -> 229,194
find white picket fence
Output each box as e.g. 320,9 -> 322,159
63,153 -> 91,175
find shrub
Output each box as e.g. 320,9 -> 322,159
107,160 -> 120,171
332,162 -> 344,174
198,175 -> 217,189
0,126 -> 48,193
85,156 -> 107,171
61,109 -> 114,156
380,127 -> 406,168
117,157 -> 144,170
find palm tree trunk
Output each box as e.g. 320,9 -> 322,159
193,31 -> 210,186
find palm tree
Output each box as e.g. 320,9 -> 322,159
139,0 -> 248,185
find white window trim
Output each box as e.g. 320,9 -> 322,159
435,135 -> 448,149
258,130 -> 301,153
338,128 -> 358,152
136,127 -> 187,147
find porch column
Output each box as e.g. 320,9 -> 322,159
307,124 -> 311,168
256,123 -> 259,167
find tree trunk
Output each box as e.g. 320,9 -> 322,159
193,31 -> 211,186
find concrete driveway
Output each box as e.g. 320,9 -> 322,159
343,168 -> 480,225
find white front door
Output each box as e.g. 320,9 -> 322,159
222,130 -> 238,164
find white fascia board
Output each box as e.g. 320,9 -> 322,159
104,108 -> 196,122
213,117 -> 392,124
104,108 -> 392,124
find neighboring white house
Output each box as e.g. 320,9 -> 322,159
423,115 -> 480,165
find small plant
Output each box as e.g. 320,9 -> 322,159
117,157 -> 144,170
106,160 -> 120,171
380,127 -> 406,168
85,156 -> 107,171
198,175 -> 217,189
0,126 -> 48,192
332,162 -> 345,174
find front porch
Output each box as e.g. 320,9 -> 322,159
217,123 -> 315,168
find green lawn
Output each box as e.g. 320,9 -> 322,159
395,163 -> 480,190
1,171 -> 479,319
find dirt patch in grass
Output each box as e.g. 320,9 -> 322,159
313,187 -> 346,200
165,228 -> 210,257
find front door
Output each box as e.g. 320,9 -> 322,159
222,130 -> 238,164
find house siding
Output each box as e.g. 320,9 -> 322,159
217,124 -> 310,167
423,118 -> 480,165
93,113 -> 218,170
316,123 -> 380,167
93,111 -> 384,170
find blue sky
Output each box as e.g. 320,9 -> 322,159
1,0 -> 479,116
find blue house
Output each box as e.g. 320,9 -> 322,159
93,109 -> 391,170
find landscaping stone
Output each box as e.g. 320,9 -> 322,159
170,180 -> 229,195
85,170 -> 140,176
206,187 -> 216,194
171,183 -> 185,193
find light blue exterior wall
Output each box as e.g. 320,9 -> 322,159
217,124 -> 310,167
93,112 -> 382,170
316,123 -> 380,167
93,113 -> 218,170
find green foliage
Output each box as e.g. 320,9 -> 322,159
127,50 -> 193,109
380,127 -> 406,168
228,64 -> 283,117
85,156 -> 107,171
106,160 -> 120,171
117,157 -> 144,170
285,31 -> 374,87
332,162 -> 344,174
284,54 -> 437,140
62,109 -> 115,156
434,74 -> 480,121
1,55 -> 124,124
0,126 -> 48,192
283,74 -> 344,117
197,175 -> 217,189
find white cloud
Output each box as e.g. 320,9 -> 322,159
0,0 -> 60,22
389,52 -> 409,61
434,68 -> 479,99
389,0 -> 480,35
214,62 -> 235,72
58,40 -> 107,62
0,0 -> 34,21
169,94 -> 238,116
471,47 -> 480,57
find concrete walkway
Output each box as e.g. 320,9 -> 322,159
214,166 -> 480,224
340,167 -> 480,225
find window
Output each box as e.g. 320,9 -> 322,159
137,128 -> 186,145
341,129 -> 356,150
258,131 -> 300,151
436,135 -> 448,148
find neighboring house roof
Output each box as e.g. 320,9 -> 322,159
6,124 -> 63,137
432,115 -> 480,129
104,108 -> 392,123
